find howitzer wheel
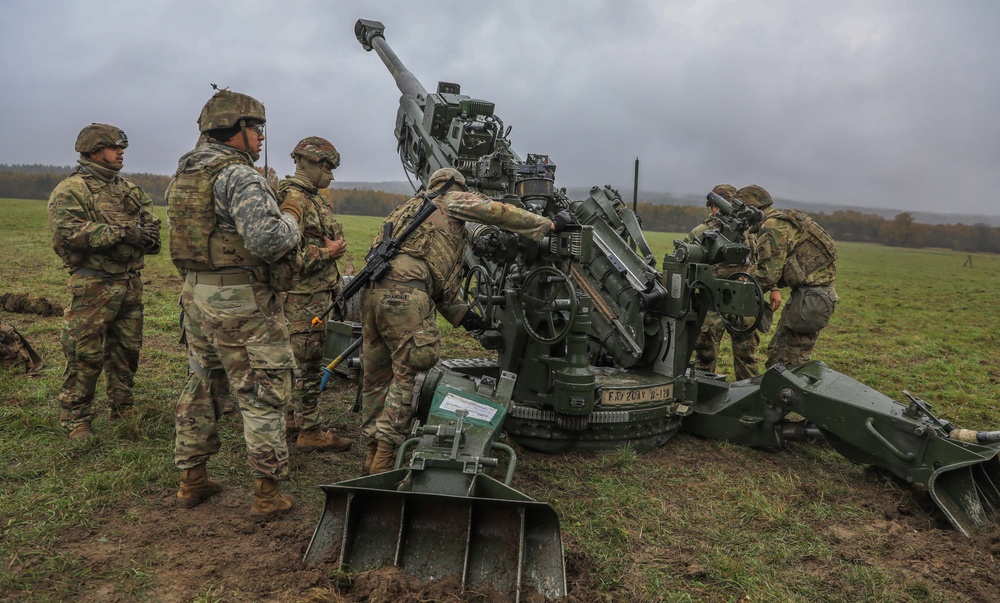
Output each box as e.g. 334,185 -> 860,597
519,266 -> 577,344
720,272 -> 764,336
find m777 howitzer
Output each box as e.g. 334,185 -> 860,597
305,18 -> 1000,601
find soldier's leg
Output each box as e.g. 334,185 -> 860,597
694,312 -> 724,373
374,289 -> 439,448
105,275 -> 143,416
359,290 -> 392,442
58,274 -> 121,432
214,282 -> 293,481
284,291 -> 329,431
174,282 -> 226,470
731,330 -> 761,381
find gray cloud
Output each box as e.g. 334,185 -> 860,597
2,0 -> 998,216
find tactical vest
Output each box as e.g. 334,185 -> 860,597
167,151 -> 265,272
770,209 -> 837,287
278,179 -> 343,293
57,171 -> 145,274
372,193 -> 466,298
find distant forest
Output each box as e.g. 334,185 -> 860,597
3,164 -> 998,253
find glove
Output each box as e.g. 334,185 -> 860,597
140,223 -> 160,248
460,309 -> 488,332
551,209 -> 577,233
280,196 -> 303,222
119,225 -> 143,246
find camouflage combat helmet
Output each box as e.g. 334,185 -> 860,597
74,123 -> 128,154
735,184 -> 773,209
290,137 -> 341,168
197,88 -> 266,133
708,184 -> 737,206
427,167 -> 466,190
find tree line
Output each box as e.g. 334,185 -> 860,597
1,165 -> 997,253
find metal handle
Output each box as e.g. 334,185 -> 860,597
865,418 -> 915,462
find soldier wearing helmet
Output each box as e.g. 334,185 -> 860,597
683,184 -> 761,381
737,184 -> 839,368
277,137 -> 353,453
47,123 -> 161,440
167,88 -> 302,516
360,166 -> 577,474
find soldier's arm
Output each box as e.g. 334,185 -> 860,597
216,165 -> 301,263
750,221 -> 786,291
444,192 -> 553,242
290,191 -> 335,274
47,180 -> 121,251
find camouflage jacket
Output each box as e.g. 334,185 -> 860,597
48,159 -> 160,276
684,216 -> 755,279
168,143 -> 301,279
278,175 -> 343,294
376,189 -> 552,325
751,207 -> 837,290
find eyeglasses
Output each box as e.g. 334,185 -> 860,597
245,123 -> 265,136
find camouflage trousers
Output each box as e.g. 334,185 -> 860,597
765,284 -> 838,369
174,272 -> 294,480
694,311 -> 760,381
359,283 -> 440,447
58,272 -> 143,430
283,290 -> 333,431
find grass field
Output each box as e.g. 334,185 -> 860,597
1,197 -> 999,602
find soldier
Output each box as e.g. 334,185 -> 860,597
738,185 -> 838,368
684,184 -> 760,381
361,167 -> 576,474
278,137 -> 353,452
167,88 -> 302,516
48,123 -> 161,440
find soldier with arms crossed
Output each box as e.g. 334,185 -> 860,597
48,123 -> 161,440
278,137 -> 353,452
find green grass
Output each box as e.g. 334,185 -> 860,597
2,197 -> 999,602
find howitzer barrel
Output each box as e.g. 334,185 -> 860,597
355,19 -> 427,99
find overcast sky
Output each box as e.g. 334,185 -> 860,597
2,0 -> 998,216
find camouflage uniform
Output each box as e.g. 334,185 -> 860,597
168,139 -> 301,480
684,185 -> 760,380
278,137 -> 346,434
740,185 -> 838,368
48,124 -> 161,432
0,322 -> 43,373
361,171 -> 553,452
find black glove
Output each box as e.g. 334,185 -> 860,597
140,224 -> 160,248
551,209 -> 577,233
460,309 -> 488,332
119,225 -> 143,246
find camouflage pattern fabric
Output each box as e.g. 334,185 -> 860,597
169,140 -> 300,479
57,274 -> 143,428
48,159 -> 160,430
0,293 -> 63,316
360,190 -> 552,444
694,312 -> 760,380
284,290 -> 332,431
359,283 -> 439,446
278,175 -> 344,431
0,322 -> 43,373
174,276 -> 294,478
752,206 -> 838,368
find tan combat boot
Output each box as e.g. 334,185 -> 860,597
296,427 -> 353,452
176,464 -> 222,508
368,441 -> 398,475
362,439 -> 379,474
250,477 -> 295,516
68,423 -> 92,440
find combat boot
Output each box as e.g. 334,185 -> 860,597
368,441 -> 398,475
250,477 -> 295,516
362,439 -> 379,474
176,464 -> 222,508
296,427 -> 353,452
68,422 -> 92,440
